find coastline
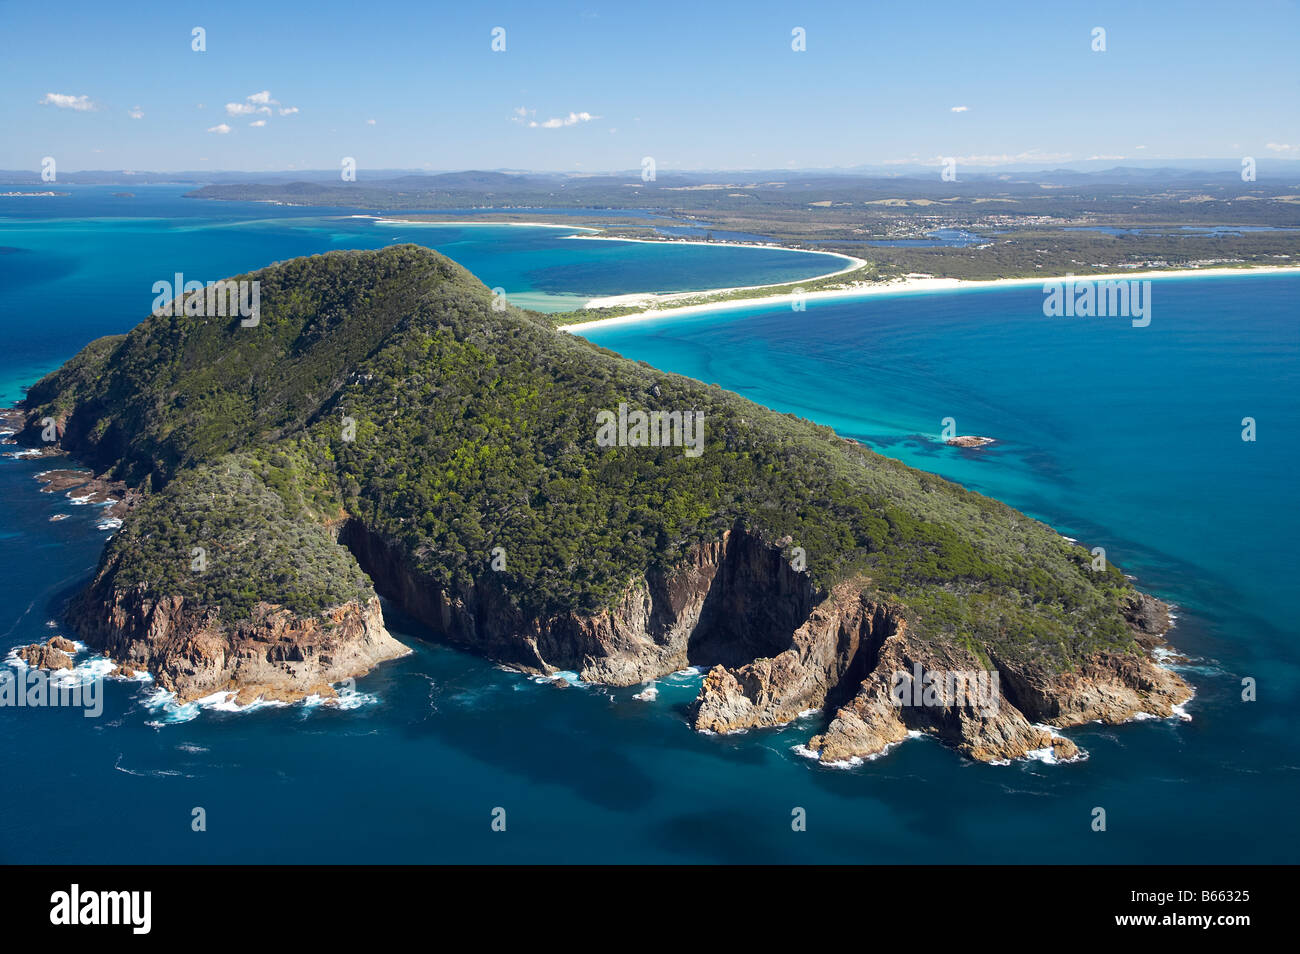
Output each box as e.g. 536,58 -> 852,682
561,263 -> 1300,334
365,215 -> 600,231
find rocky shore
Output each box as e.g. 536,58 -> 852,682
36,478 -> 1190,760
67,574 -> 409,705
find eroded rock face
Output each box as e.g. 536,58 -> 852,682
691,584 -> 893,732
15,640 -> 74,670
68,582 -> 407,704
686,582 -> 1188,765
342,520 -> 1189,765
341,520 -> 811,687
64,512 -> 1191,763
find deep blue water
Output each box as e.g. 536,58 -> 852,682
1,190 -> 1296,863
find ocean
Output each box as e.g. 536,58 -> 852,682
1,186 -> 1295,863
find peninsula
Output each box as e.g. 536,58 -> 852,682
12,245 -> 1190,763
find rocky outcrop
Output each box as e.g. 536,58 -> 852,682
15,639 -> 75,670
691,583 -> 893,732
67,582 -> 408,704
688,580 -> 1188,765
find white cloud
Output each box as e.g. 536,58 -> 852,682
207,123 -> 232,134
366,118 -> 376,125
1265,142 -> 1298,153
950,105 -> 969,113
531,110 -> 597,128
128,106 -> 144,120
512,106 -> 596,128
226,91 -> 296,120
39,92 -> 96,111
249,119 -> 267,127
226,101 -> 271,116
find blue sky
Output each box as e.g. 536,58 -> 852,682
2,0 -> 1297,172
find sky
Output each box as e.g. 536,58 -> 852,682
1,0 -> 1297,173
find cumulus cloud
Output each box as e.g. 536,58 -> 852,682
538,111 -> 596,128
1265,142 -> 1298,153
207,123 -> 232,134
128,106 -> 144,120
39,92 -> 96,111
225,91 -> 297,120
950,105 -> 969,113
249,119 -> 267,127
226,101 -> 270,116
512,107 -> 597,128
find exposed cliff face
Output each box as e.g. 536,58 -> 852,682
340,519 -> 810,686
691,576 -> 1191,764
68,577 -> 408,705
339,517 -> 1189,764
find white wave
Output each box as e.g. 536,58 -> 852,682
531,669 -> 588,688
113,754 -> 187,778
791,729 -> 921,768
322,682 -> 379,710
632,683 -> 658,702
1021,726 -> 1088,765
141,689 -> 201,725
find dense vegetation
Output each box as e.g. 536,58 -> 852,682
107,452 -> 371,621
25,245 -> 1141,669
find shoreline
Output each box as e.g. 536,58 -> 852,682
364,215 -> 600,231
355,215 -> 866,300
561,264 -> 1300,334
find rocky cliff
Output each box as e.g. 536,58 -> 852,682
68,574 -> 407,704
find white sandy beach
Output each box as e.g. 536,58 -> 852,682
561,264 -> 1300,334
366,215 -> 600,231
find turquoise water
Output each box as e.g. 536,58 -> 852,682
1,190 -> 1296,863
0,185 -> 850,402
